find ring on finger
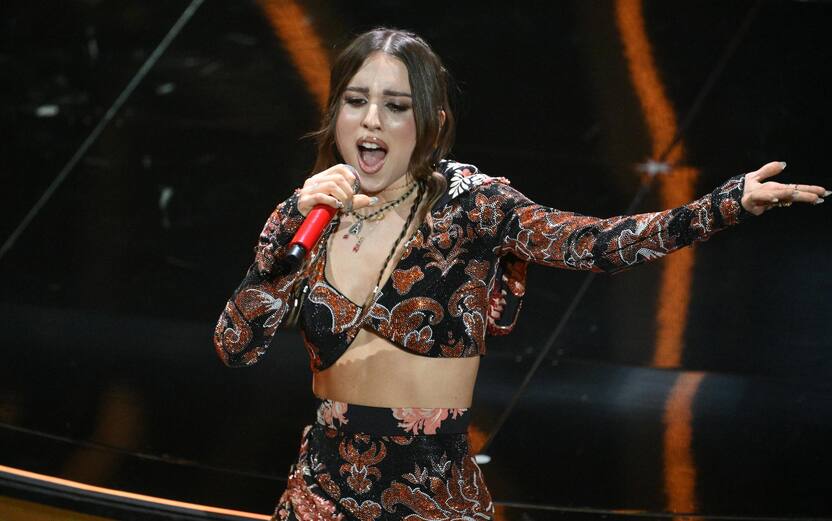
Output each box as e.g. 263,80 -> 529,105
343,164 -> 361,194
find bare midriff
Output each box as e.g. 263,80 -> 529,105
313,189 -> 480,409
312,328 -> 480,408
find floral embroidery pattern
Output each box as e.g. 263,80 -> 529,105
367,297 -> 444,354
340,498 -> 382,521
391,407 -> 467,435
339,436 -> 387,494
273,416 -> 488,521
277,469 -> 344,521
215,161 -> 749,372
380,457 -> 492,520
391,266 -> 425,295
221,161 -> 752,521
448,168 -> 489,199
317,400 -> 349,429
467,192 -> 505,237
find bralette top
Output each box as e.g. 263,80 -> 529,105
214,160 -> 750,370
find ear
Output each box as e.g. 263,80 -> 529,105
438,109 -> 446,130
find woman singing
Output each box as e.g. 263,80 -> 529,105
213,27 -> 827,520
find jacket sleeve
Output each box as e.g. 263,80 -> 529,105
213,191 -> 305,367
491,174 -> 751,274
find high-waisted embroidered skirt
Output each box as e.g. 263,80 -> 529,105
272,398 -> 493,520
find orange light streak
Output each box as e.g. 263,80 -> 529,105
662,372 -> 705,514
616,0 -> 697,372
615,0 -> 683,163
615,0 -> 698,370
468,422 -> 487,454
493,504 -> 508,521
0,464 -> 270,520
615,0 -> 703,517
257,0 -> 330,111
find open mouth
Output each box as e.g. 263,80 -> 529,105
356,137 -> 388,174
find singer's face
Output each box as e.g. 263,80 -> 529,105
335,52 -> 417,194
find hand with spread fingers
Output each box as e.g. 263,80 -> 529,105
742,161 -> 829,216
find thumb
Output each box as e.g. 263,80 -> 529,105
350,194 -> 379,211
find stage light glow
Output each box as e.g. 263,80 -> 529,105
0,464 -> 271,519
616,0 -> 703,517
258,0 -> 330,112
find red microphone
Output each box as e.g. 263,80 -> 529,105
283,167 -> 361,271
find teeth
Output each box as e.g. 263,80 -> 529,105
360,142 -> 381,150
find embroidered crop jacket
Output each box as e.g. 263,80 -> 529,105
213,160 -> 749,369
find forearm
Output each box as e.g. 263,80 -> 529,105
497,174 -> 750,274
213,191 -> 304,367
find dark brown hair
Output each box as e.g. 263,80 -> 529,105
309,27 -> 455,224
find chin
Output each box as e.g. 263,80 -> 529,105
360,178 -> 388,194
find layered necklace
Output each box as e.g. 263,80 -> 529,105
342,181 -> 418,253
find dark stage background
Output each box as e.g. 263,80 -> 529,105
1,1 -> 831,519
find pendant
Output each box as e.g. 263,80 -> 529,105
348,220 -> 363,235
352,236 -> 364,253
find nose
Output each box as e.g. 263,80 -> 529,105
361,102 -> 382,130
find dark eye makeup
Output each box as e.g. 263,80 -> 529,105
386,102 -> 411,113
343,96 -> 410,113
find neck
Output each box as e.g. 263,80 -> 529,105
366,174 -> 413,202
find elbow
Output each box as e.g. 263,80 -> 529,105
213,307 -> 261,368
213,339 -> 238,368
213,338 -> 262,368
215,348 -> 237,368
213,331 -> 243,368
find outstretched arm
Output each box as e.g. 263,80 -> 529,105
740,161 -> 826,215
493,162 -> 826,275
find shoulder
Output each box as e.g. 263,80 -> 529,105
433,159 -> 523,212
438,159 -> 532,209
440,159 -> 510,196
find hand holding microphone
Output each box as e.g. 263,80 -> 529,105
284,164 -> 377,270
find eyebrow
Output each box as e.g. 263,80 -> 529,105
345,86 -> 412,98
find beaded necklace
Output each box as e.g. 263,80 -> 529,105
341,181 -> 417,253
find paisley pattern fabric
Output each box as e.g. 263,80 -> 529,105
272,401 -> 491,521
213,159 -> 750,369
214,160 -> 752,520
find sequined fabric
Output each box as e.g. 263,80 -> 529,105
272,401 -> 492,521
214,160 -> 750,368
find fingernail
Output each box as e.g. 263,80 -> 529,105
369,196 -> 379,206
814,198 -> 825,205
780,161 -> 787,169
824,190 -> 831,197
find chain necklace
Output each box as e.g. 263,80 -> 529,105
342,181 -> 418,253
